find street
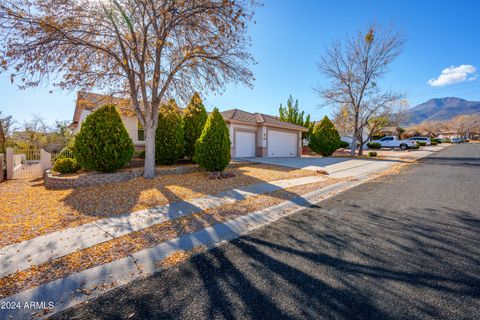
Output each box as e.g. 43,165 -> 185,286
53,144 -> 480,320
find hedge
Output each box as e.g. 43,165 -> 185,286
53,157 -> 80,174
367,142 -> 382,149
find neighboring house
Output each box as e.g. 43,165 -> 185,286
70,91 -> 307,158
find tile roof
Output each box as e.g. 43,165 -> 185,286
221,109 -> 308,131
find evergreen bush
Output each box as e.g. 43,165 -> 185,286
339,140 -> 350,148
183,92 -> 208,160
53,157 -> 80,174
155,99 -> 185,165
194,108 -> 231,172
367,142 -> 382,149
74,104 -> 134,173
308,116 -> 341,156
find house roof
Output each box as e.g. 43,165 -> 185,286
71,91 -> 138,128
71,92 -> 307,132
221,109 -> 308,132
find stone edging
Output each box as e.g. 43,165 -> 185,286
44,161 -> 254,190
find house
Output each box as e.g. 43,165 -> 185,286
70,91 -> 307,158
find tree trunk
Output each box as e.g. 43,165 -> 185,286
351,110 -> 359,156
143,125 -> 156,179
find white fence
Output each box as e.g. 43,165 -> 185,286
4,148 -> 52,180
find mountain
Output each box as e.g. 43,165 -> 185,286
406,97 -> 480,125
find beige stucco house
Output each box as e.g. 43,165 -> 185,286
70,91 -> 307,158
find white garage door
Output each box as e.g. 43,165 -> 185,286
235,131 -> 256,157
268,130 -> 298,157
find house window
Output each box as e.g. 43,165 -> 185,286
137,121 -> 145,141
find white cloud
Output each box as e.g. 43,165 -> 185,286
427,64 -> 477,87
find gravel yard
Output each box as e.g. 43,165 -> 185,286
0,163 -> 315,248
0,177 -> 341,299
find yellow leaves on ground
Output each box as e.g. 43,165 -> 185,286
0,178 -> 338,299
0,164 -> 313,248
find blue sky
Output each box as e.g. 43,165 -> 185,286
1,0 -> 479,125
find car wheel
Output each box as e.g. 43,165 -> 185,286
400,144 -> 408,150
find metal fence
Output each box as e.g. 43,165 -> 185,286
12,148 -> 42,179
51,148 -> 74,164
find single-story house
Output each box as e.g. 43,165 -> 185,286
70,91 -> 307,158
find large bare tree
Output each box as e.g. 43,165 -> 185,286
317,24 -> 404,156
0,0 -> 257,178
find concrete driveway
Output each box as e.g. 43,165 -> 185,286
244,156 -> 396,178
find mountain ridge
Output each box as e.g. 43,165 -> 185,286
406,97 -> 480,124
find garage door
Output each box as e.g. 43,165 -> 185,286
268,130 -> 298,157
235,131 -> 256,157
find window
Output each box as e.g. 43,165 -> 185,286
380,137 -> 394,141
137,121 -> 145,141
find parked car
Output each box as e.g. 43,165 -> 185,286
408,136 -> 431,145
451,137 -> 465,144
368,136 -> 417,150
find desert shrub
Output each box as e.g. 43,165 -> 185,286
444,139 -> 451,143
339,140 -> 350,148
418,141 -> 427,146
411,144 -> 420,149
367,142 -> 382,149
156,99 -> 185,165
53,157 -> 80,174
74,104 -> 134,173
309,116 -> 341,156
183,92 -> 208,160
368,151 -> 377,157
194,107 -> 231,172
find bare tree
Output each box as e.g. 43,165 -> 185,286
317,24 -> 404,155
0,0 -> 257,178
448,114 -> 480,138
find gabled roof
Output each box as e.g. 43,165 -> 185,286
221,109 -> 308,132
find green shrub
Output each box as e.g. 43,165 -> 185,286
430,141 -> 438,145
74,104 -> 134,173
444,138 -> 451,143
137,150 -> 146,159
367,142 -> 382,149
339,140 -> 350,148
194,107 -> 231,172
183,92 -> 208,160
418,141 -> 427,146
308,116 -> 341,156
411,144 -> 420,149
155,99 -> 185,165
431,138 -> 442,144
368,151 -> 377,157
53,157 -> 80,174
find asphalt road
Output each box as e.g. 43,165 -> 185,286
53,144 -> 480,320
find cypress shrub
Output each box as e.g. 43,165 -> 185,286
74,104 -> 134,173
155,99 -> 185,165
308,116 -> 341,156
183,92 -> 208,160
194,107 -> 231,172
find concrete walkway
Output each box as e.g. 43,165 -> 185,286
0,175 -> 326,278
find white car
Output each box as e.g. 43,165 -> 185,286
369,136 -> 417,150
408,137 -> 431,145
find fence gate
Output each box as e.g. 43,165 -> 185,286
12,148 -> 42,179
